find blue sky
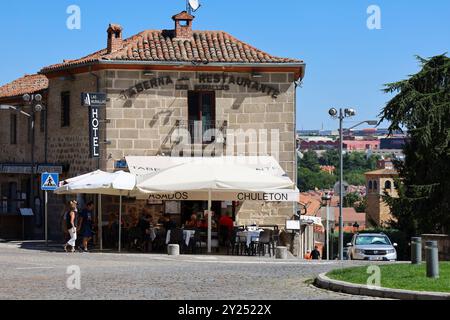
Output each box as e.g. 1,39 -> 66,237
0,0 -> 448,130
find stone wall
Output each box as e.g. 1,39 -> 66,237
42,68 -> 297,238
45,73 -> 100,238
0,105 -> 46,164
102,70 -> 297,227
421,234 -> 450,261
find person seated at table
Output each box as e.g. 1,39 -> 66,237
161,214 -> 176,232
198,213 -> 217,230
219,212 -> 234,232
128,207 -> 139,227
218,212 -> 234,245
185,214 -> 198,229
137,214 -> 152,252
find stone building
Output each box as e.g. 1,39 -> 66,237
365,169 -> 398,227
0,11 -> 305,240
0,74 -> 54,239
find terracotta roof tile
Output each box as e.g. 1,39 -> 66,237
333,207 -> 366,224
0,74 -> 48,99
41,30 -> 302,73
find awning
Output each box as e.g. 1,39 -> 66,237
131,156 -> 298,253
127,156 -> 287,177
128,156 -> 298,202
55,170 -> 136,196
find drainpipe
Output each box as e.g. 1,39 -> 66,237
294,79 -> 300,256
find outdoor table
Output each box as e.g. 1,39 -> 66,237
165,229 -> 196,246
237,229 -> 264,247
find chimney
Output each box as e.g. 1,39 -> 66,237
107,24 -> 123,53
172,11 -> 195,40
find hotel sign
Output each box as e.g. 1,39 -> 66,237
81,92 -> 106,158
89,106 -> 100,158
120,73 -> 280,99
81,93 -> 107,107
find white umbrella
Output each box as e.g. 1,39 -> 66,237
55,170 -> 136,252
137,161 -> 294,253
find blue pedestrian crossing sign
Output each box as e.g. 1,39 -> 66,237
41,173 -> 59,191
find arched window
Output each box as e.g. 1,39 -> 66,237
368,181 -> 373,191
385,180 -> 392,190
373,181 -> 378,191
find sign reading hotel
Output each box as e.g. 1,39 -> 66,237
82,92 -> 106,158
120,73 -> 280,100
89,106 -> 100,158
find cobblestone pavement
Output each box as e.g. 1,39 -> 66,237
0,242 -> 383,300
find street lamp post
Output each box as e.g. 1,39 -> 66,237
328,108 -> 377,260
23,94 -> 44,224
328,108 -> 355,260
321,193 -> 332,260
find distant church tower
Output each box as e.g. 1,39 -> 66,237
365,167 -> 398,228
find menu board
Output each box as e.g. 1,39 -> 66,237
165,201 -> 181,214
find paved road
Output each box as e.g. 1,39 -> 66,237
0,242 -> 381,300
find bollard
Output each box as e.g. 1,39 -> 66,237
411,237 -> 422,264
425,241 -> 439,278
275,246 -> 288,260
168,244 -> 180,256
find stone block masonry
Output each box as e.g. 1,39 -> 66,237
43,69 -> 297,240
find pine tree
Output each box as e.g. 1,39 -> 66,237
380,54 -> 450,235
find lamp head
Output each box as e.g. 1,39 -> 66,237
328,108 -> 338,117
22,94 -> 31,103
344,108 -> 356,117
34,94 -> 43,102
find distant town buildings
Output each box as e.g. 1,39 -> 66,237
296,128 -> 407,158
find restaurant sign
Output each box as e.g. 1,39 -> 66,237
143,190 -> 299,202
120,73 -> 280,99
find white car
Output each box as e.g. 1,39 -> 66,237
347,233 -> 397,261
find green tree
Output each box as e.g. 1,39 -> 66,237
320,149 -> 340,167
343,171 -> 366,186
354,197 -> 367,213
343,192 -> 362,207
380,54 -> 450,235
297,167 -> 336,192
301,150 -> 320,171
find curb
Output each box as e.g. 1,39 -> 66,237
315,272 -> 450,300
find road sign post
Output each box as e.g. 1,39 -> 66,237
45,191 -> 48,246
41,173 -> 59,246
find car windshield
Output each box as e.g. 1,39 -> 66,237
355,235 -> 391,246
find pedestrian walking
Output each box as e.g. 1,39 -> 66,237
64,200 -> 78,253
78,201 -> 95,253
